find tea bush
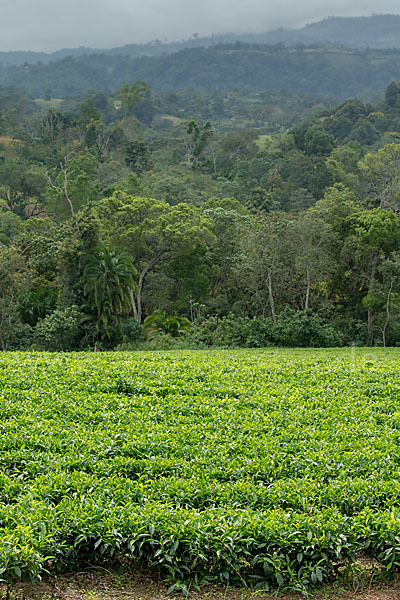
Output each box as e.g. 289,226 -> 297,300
0,348 -> 399,592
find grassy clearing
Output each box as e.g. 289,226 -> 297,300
0,136 -> 21,147
33,98 -> 64,110
159,114 -> 184,126
1,348 -> 400,593
255,134 -> 272,149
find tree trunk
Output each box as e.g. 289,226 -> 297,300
382,278 -> 394,348
129,288 -> 138,321
367,308 -> 374,346
61,160 -> 75,217
267,268 -> 277,324
131,252 -> 166,322
46,155 -> 80,231
367,253 -> 378,346
305,265 -> 311,310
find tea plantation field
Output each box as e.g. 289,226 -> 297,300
2,348 -> 400,593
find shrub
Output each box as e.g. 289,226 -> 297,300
187,314 -> 275,347
32,306 -> 82,351
119,317 -> 143,343
273,308 -> 342,347
0,299 -> 32,350
187,310 -> 341,348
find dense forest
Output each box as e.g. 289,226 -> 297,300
3,43 -> 400,100
2,76 -> 400,350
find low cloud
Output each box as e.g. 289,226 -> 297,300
1,0 -> 400,52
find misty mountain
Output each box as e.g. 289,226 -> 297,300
2,14 -> 400,67
285,14 -> 400,48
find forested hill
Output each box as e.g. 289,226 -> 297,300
3,44 -> 400,100
2,14 -> 400,68
270,14 -> 400,48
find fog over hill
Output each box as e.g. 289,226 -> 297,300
2,14 -> 400,67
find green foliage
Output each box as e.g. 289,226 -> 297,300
358,143 -> 400,211
0,210 -> 23,244
0,300 -> 31,350
123,139 -> 149,172
143,310 -> 190,340
6,43 -> 400,100
273,308 -> 342,347
0,159 -> 46,218
185,119 -> 213,168
0,243 -> 31,350
385,81 -> 400,107
97,192 -> 213,257
187,314 -> 270,347
78,98 -> 103,148
187,311 -> 340,348
82,246 -> 138,340
32,306 -> 81,351
117,81 -> 151,116
1,349 -> 400,589
45,153 -> 99,220
18,284 -> 58,327
304,125 -> 334,157
4,74 -> 400,350
118,317 -> 143,343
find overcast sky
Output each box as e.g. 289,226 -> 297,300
1,0 -> 400,52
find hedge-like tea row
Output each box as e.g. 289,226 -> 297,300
1,348 -> 400,591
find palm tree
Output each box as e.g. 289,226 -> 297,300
143,309 -> 190,340
83,246 -> 138,339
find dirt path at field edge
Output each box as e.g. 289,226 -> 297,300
2,571 -> 400,600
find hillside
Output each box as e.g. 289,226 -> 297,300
268,14 -> 400,48
2,44 -> 400,100
2,14 -> 400,68
299,14 -> 400,47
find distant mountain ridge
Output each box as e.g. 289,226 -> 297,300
3,43 -> 400,101
1,14 -> 400,67
299,14 -> 400,47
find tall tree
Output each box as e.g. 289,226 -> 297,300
0,160 -> 45,218
0,244 -> 30,350
237,213 -> 294,322
83,245 -> 138,339
292,211 -> 334,311
45,153 -> 99,220
344,208 -> 400,344
96,192 -> 213,322
184,119 -> 213,169
359,143 -> 400,213
117,81 -> 151,116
